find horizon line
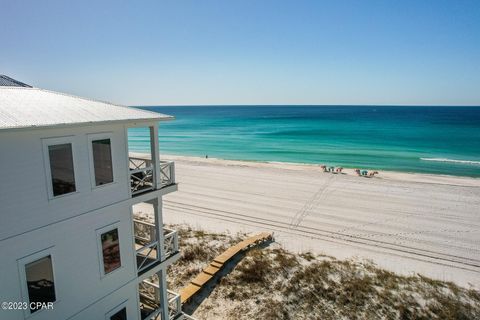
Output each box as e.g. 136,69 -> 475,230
132,104 -> 480,107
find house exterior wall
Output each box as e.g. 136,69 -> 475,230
0,122 -> 138,241
0,201 -> 137,320
67,282 -> 140,320
0,120 -> 173,320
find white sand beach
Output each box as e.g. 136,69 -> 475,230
159,155 -> 480,288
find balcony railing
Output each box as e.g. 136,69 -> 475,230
129,157 -> 175,196
163,227 -> 178,258
130,157 -> 154,196
139,280 -> 182,320
139,279 -> 161,320
134,219 -> 179,274
134,218 -> 156,243
167,290 -> 182,320
159,161 -> 175,188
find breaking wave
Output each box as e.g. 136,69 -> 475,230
420,158 -> 480,165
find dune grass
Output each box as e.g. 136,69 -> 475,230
167,225 -> 480,320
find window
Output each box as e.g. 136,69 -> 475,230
25,255 -> 56,313
101,228 -> 121,274
110,307 -> 127,320
106,304 -> 128,320
48,143 -> 76,196
92,139 -> 114,186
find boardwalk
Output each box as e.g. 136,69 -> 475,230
180,232 -> 272,303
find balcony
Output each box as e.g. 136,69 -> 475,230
129,156 -> 175,196
139,280 -> 182,320
134,219 -> 179,274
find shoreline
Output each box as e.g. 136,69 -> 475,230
158,153 -> 480,187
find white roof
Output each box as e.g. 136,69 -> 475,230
0,86 -> 173,131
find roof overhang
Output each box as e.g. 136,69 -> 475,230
0,116 -> 175,133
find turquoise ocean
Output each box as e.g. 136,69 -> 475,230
128,106 -> 480,177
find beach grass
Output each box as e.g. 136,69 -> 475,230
167,224 -> 480,320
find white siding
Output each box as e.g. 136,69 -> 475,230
0,202 -> 138,320
0,120 -> 173,320
0,123 -> 134,241
68,283 -> 140,320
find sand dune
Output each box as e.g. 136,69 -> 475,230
161,155 -> 480,288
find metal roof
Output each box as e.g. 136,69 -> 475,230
0,79 -> 173,131
0,75 -> 32,88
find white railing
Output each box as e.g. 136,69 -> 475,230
139,279 -> 161,320
159,161 -> 175,188
163,228 -> 179,259
134,219 -> 156,244
136,240 -> 160,274
130,157 -> 154,196
130,157 -> 153,168
134,219 -> 158,273
134,220 -> 179,274
129,157 -> 175,196
167,290 -> 182,320
138,280 -> 183,320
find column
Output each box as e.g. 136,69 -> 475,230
157,269 -> 170,320
150,125 -> 162,190
148,197 -> 166,261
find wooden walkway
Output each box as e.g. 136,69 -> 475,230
179,232 -> 273,304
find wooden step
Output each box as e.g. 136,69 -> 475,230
210,261 -> 223,268
191,272 -> 212,287
203,265 -> 221,275
180,284 -> 201,303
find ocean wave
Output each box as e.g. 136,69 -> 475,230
420,158 -> 480,165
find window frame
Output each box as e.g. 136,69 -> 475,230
87,132 -> 115,189
96,222 -> 123,278
17,247 -> 58,318
105,301 -> 128,320
42,136 -> 78,200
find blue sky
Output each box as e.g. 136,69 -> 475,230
1,0 -> 479,105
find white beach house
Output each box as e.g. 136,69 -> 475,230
0,75 -> 188,320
